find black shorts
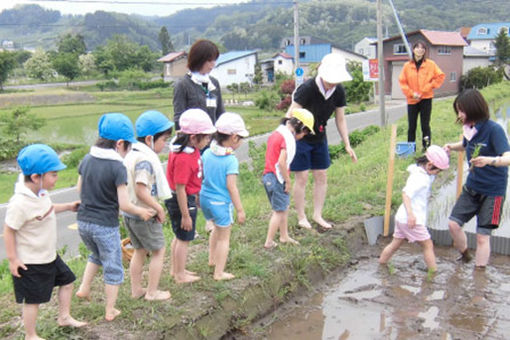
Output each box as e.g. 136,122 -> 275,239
13,255 -> 76,304
450,186 -> 505,233
165,194 -> 197,242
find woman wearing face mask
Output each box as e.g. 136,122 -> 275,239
399,40 -> 445,151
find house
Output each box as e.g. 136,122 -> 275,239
259,52 -> 293,83
380,29 -> 467,99
157,51 -> 188,81
463,45 -> 495,75
355,37 -> 377,59
210,50 -> 257,87
467,22 -> 510,54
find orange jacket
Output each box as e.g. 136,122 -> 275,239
398,59 -> 445,104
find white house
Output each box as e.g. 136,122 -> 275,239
210,50 -> 257,87
463,45 -> 495,75
467,22 -> 510,53
354,37 -> 377,59
273,52 -> 294,75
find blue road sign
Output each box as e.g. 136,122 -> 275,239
295,67 -> 304,77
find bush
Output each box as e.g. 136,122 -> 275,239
96,80 -> 117,91
61,146 -> 89,168
137,79 -> 170,90
255,90 -> 280,111
344,61 -> 372,104
460,66 -> 503,90
0,138 -> 21,161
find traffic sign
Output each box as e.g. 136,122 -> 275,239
295,67 -> 304,77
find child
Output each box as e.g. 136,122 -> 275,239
263,108 -> 315,249
379,145 -> 450,273
200,112 -> 248,281
75,113 -> 154,321
445,89 -> 510,268
123,110 -> 174,300
4,144 -> 86,340
165,108 -> 216,283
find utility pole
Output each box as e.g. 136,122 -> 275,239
293,0 -> 300,72
377,0 -> 386,126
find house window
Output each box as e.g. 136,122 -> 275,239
393,43 -> 407,55
278,60 -> 283,65
227,69 -> 236,75
284,39 -> 291,46
450,72 -> 456,82
438,46 -> 451,55
300,38 -> 306,45
299,51 -> 305,58
477,27 -> 488,35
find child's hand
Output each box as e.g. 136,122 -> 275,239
155,206 -> 166,223
284,181 -> 291,193
9,258 -> 27,278
237,209 -> 246,225
181,215 -> 192,231
407,213 -> 416,228
69,201 -> 80,212
139,208 -> 155,221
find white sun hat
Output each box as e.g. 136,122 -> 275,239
317,53 -> 352,84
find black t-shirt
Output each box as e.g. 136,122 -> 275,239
293,77 -> 347,143
77,154 -> 128,226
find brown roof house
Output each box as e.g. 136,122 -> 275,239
157,51 -> 188,81
380,30 -> 467,99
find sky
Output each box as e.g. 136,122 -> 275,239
0,0 -> 248,17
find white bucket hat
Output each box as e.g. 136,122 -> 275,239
317,53 -> 352,84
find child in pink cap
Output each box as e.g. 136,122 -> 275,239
379,145 -> 449,273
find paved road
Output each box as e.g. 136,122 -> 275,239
0,100 -> 407,261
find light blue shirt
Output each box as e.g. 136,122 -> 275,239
200,148 -> 239,203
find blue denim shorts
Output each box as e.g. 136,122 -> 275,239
290,138 -> 331,171
263,172 -> 290,212
77,221 -> 124,285
200,195 -> 234,227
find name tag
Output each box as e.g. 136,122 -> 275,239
206,96 -> 217,108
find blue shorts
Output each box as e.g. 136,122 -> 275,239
263,172 -> 290,212
77,221 -> 124,285
200,194 -> 234,227
290,138 -> 331,171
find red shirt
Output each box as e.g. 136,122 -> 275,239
263,131 -> 286,175
166,148 -> 202,195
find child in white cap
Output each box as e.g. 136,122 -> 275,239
4,144 -> 87,339
165,108 -> 216,283
379,145 -> 450,273
200,112 -> 248,280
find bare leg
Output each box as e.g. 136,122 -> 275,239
379,238 -> 405,264
104,284 -> 121,321
145,247 -> 170,301
475,234 -> 491,267
174,239 -> 200,283
279,210 -> 298,245
209,226 -> 218,265
76,261 -> 99,300
312,169 -> 331,229
57,283 -> 87,327
213,226 -> 234,281
170,238 -> 176,276
205,219 -> 214,233
23,304 -> 44,340
129,248 -> 148,298
264,211 -> 283,248
448,220 -> 468,252
293,170 -> 311,228
419,239 -> 437,271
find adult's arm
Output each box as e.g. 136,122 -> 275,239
213,78 -> 225,117
422,61 -> 445,93
334,106 -> 357,163
398,63 -> 414,99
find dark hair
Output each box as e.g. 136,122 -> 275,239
212,132 -> 231,145
280,117 -> 311,135
411,40 -> 427,62
95,137 -> 131,152
453,89 -> 490,124
136,127 -> 173,144
173,132 -> 209,152
187,40 -> 220,72
24,175 -> 34,183
416,154 -> 440,171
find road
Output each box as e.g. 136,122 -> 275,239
0,100 -> 407,261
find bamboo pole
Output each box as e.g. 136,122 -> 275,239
456,134 -> 464,199
384,124 -> 398,236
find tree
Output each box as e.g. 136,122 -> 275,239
58,33 -> 87,55
0,106 -> 45,143
23,49 -> 54,80
0,51 -> 16,90
494,29 -> 510,66
158,26 -> 173,55
53,53 -> 81,85
79,53 -> 96,75
253,63 -> 263,85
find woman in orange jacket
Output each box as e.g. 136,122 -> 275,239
399,40 -> 445,151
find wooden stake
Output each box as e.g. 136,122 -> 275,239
384,124 -> 397,236
456,134 -> 464,199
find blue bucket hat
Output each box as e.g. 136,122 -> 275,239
98,113 -> 137,143
17,144 -> 67,175
136,110 -> 174,138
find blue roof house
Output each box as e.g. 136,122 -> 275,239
467,22 -> 510,53
209,50 -> 257,87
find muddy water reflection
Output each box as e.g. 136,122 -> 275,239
266,244 -> 510,339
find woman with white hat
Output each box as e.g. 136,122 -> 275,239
286,53 -> 358,231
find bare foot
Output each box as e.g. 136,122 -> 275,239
75,290 -> 91,301
264,240 -> 278,250
297,219 -> 312,229
175,273 -> 201,284
131,288 -> 147,299
105,308 -> 121,322
214,272 -> 235,281
208,261 -> 215,267
145,290 -> 171,301
280,237 -> 299,245
171,269 -> 197,277
313,216 -> 332,229
57,315 -> 88,328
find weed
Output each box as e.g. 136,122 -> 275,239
388,262 -> 396,275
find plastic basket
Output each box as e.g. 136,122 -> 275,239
396,142 -> 416,158
121,238 -> 134,262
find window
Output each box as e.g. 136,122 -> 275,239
227,69 -> 236,75
300,38 -> 306,45
393,43 -> 407,55
284,39 -> 291,46
477,27 -> 488,35
450,72 -> 456,82
438,46 -> 451,55
278,60 -> 282,65
299,51 -> 305,58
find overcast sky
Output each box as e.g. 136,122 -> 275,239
0,0 -> 248,17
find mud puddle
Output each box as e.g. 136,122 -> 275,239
247,242 -> 510,340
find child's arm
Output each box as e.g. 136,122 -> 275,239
54,201 -> 80,214
117,185 -> 155,221
402,192 -> 416,228
3,224 -> 27,277
444,141 -> 464,153
227,174 -> 245,224
277,149 -> 291,193
135,183 -> 166,223
76,175 -> 82,194
175,184 -> 192,231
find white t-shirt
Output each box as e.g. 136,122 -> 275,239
5,181 -> 57,264
395,164 -> 435,226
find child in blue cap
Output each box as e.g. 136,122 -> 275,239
123,110 -> 174,301
3,144 -> 87,339
75,113 -> 155,321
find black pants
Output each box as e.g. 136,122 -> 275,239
407,98 -> 432,149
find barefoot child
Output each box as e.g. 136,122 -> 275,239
379,145 -> 450,273
123,110 -> 174,300
75,113 -> 155,321
200,112 -> 248,280
263,108 -> 315,249
4,144 -> 86,340
165,108 -> 216,283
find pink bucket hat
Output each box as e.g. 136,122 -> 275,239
426,145 -> 449,170
215,112 -> 249,137
179,108 -> 217,134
